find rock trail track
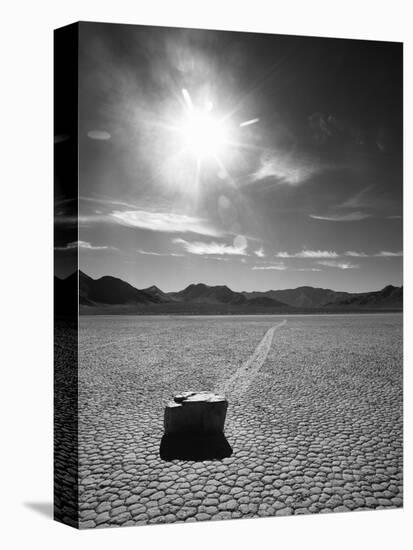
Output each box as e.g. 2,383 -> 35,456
219,320 -> 287,398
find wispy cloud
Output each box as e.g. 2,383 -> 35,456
111,210 -> 220,237
318,260 -> 359,270
79,196 -> 139,210
252,263 -> 287,271
61,199 -> 212,236
310,212 -> 370,222
345,250 -> 402,258
276,250 -> 338,259
294,267 -> 322,272
137,249 -> 184,257
87,130 -> 111,140
310,186 -> 379,222
387,215 -> 402,220
376,251 -> 403,257
173,237 -> 248,256
276,249 -> 402,259
254,247 -> 265,258
55,213 -> 110,226
252,150 -> 327,186
340,185 -> 374,209
344,251 -> 368,257
55,240 -> 113,251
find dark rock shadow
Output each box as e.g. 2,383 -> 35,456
23,501 -> 54,519
160,432 -> 232,461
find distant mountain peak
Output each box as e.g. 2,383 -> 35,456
186,282 -> 208,290
69,271 -> 402,313
145,285 -> 161,292
142,285 -> 172,303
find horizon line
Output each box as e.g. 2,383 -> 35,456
56,269 -> 403,296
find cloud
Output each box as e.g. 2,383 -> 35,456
55,240 -> 112,251
54,213 -> 110,226
293,268 -> 322,272
310,212 -> 371,222
275,249 -> 402,259
111,210 -> 220,237
79,196 -> 139,209
376,251 -> 403,257
310,186 -> 374,222
173,237 -> 248,256
254,247 -> 265,258
344,251 -> 368,257
340,186 -> 374,209
87,130 -> 111,140
310,186 -> 378,223
318,260 -> 358,270
252,263 -> 287,271
137,249 -> 183,257
276,250 -> 338,259
387,215 -> 402,219
252,150 -> 326,186
345,250 -> 402,258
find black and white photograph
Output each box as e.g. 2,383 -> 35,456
54,21 -> 403,529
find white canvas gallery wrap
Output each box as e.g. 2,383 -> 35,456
1,1 -> 411,549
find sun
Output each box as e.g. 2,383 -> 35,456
165,88 -> 259,188
174,89 -> 231,161
180,109 -> 229,159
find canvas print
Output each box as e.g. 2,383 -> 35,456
54,22 -> 403,529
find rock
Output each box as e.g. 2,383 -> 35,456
164,392 -> 228,435
174,391 -> 197,403
161,391 -> 232,461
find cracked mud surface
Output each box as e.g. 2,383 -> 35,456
74,313 -> 402,528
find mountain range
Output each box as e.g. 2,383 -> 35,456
54,271 -> 403,315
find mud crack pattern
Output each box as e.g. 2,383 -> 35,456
73,314 -> 402,529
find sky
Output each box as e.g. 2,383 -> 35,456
55,22 -> 403,292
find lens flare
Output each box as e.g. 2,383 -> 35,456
163,88 -> 260,192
